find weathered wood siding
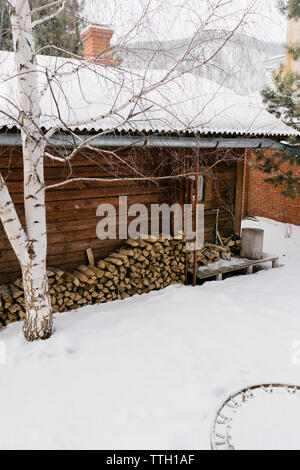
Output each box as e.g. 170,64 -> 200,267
0,145 -> 242,283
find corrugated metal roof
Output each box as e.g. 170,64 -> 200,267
0,51 -> 298,139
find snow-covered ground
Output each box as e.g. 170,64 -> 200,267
0,218 -> 299,450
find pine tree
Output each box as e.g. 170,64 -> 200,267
261,65 -> 300,136
0,1 -> 11,50
0,0 -> 85,56
279,0 -> 300,61
256,0 -> 300,198
278,0 -> 300,19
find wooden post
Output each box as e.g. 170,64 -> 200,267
193,150 -> 200,286
234,160 -> 244,236
272,259 -> 279,269
242,149 -> 249,218
181,156 -> 188,285
246,265 -> 254,275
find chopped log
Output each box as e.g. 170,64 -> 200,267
10,284 -> 23,299
205,243 -> 228,253
77,265 -> 96,277
119,248 -> 134,257
126,239 -> 140,247
47,267 -> 64,278
139,234 -> 158,243
87,266 -> 105,278
86,248 -> 95,267
217,231 -> 224,246
73,271 -> 90,284
223,235 -> 233,246
103,262 -> 116,273
0,285 -> 12,304
97,260 -> 106,270
18,310 -> 26,320
220,251 -> 231,261
106,257 -> 123,267
14,278 -> 23,289
136,238 -> 147,248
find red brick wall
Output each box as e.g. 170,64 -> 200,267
243,149 -> 300,226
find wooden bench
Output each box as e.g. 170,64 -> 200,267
189,253 -> 279,282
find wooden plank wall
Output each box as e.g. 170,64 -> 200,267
183,149 -> 241,244
0,144 -> 242,283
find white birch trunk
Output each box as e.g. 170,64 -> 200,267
0,175 -> 29,265
5,0 -> 53,341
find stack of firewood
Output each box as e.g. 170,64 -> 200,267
187,235 -> 241,267
0,235 -> 186,328
187,243 -> 231,267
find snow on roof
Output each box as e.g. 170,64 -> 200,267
0,51 -> 298,139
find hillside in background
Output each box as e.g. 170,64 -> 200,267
121,30 -> 285,95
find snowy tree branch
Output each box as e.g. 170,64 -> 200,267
31,1 -> 65,15
32,0 -> 66,28
43,12 -> 247,138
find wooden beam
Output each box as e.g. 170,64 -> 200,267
204,176 -> 213,203
193,150 -> 200,287
234,161 -> 244,236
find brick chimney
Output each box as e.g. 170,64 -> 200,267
80,24 -> 115,65
285,17 -> 300,74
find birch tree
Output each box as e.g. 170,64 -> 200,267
1,0 -> 56,340
0,0 -> 261,341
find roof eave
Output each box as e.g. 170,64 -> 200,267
0,131 -> 297,151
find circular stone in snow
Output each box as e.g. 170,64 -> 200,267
211,384 -> 300,451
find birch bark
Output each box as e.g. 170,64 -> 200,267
3,0 -> 53,341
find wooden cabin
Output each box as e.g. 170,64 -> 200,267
0,133 -> 296,284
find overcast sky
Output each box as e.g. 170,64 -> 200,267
85,0 -> 287,44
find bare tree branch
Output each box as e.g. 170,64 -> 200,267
44,151 -> 234,191
4,0 -> 15,12
32,0 -> 66,28
32,1 -> 65,15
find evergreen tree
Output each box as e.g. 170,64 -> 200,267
256,0 -> 300,198
278,0 -> 300,19
0,1 -> 11,50
279,0 -> 300,60
0,0 -> 85,56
